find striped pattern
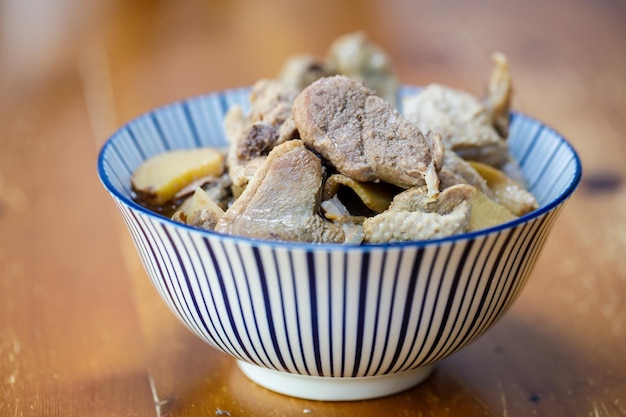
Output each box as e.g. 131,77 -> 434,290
98,86 -> 581,378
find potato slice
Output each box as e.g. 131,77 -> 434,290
132,147 -> 224,206
468,161 -> 538,216
469,191 -> 517,231
323,174 -> 395,213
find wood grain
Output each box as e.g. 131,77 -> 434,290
1,0 -> 625,415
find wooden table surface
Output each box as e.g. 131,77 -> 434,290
1,0 -> 625,415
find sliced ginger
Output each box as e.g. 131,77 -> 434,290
323,174 -> 395,214
469,191 -> 517,231
468,161 -> 538,216
131,147 -> 224,206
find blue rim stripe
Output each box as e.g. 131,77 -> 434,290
326,252 -> 335,376
431,237 -> 487,363
235,244 -> 276,369
419,240 -> 475,366
362,250 -> 388,376
271,248 -> 300,373
402,245 -> 449,370
182,100 -> 203,148
150,113 -> 170,151
372,249 -> 404,375
383,248 -> 424,374
306,251 -> 323,376
518,124 -> 545,167
253,247 -> 288,371
351,251 -> 370,377
218,240 -> 265,366
288,250 -> 310,375
193,236 -> 247,360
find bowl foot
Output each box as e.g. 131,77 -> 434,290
237,360 -> 435,401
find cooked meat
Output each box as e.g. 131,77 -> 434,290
235,122 -> 279,160
484,52 -> 512,138
247,78 -> 299,126
293,75 -> 445,196
225,79 -> 300,194
278,54 -> 336,91
402,83 -> 509,167
172,187 -> 224,231
173,173 -> 233,210
277,115 -> 299,143
320,195 -> 365,244
439,151 -> 494,198
389,183 -> 475,214
215,140 -> 345,243
327,32 -> 398,106
201,173 -> 233,209
363,184 -> 476,243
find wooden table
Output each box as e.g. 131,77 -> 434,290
1,0 -> 625,415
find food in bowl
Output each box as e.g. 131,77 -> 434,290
131,33 -> 537,244
98,32 -> 581,401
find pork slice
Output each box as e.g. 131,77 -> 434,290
484,52 -> 513,139
225,79 -> 300,194
248,78 -> 299,126
293,75 -> 444,195
363,184 -> 476,243
327,32 -> 398,106
402,83 -> 509,167
278,54 -> 336,92
215,140 -> 345,243
439,150 -> 494,198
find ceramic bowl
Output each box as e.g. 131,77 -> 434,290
97,86 -> 581,401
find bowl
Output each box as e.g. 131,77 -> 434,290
97,86 -> 581,401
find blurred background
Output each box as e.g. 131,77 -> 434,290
1,0 -> 625,155
2,0 -> 625,130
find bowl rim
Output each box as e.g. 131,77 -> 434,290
97,86 -> 582,250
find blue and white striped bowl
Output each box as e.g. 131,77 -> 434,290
98,86 -> 581,401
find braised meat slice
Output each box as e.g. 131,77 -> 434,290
277,32 -> 398,106
215,140 -> 345,243
484,52 -> 513,138
363,184 -> 476,243
278,54 -> 336,92
438,150 -> 494,198
327,31 -> 398,106
293,75 -> 445,196
402,83 -> 510,168
224,79 -> 300,195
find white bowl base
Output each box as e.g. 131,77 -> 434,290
237,360 -> 435,401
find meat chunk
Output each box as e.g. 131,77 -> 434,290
293,76 -> 445,195
402,83 -> 509,167
438,150 -> 494,198
277,32 -> 399,105
172,187 -> 225,231
224,79 -> 300,195
247,78 -> 299,126
363,184 -> 476,243
327,31 -> 398,106
278,54 -> 336,92
215,140 -> 345,243
235,122 -> 279,160
484,52 -> 513,138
